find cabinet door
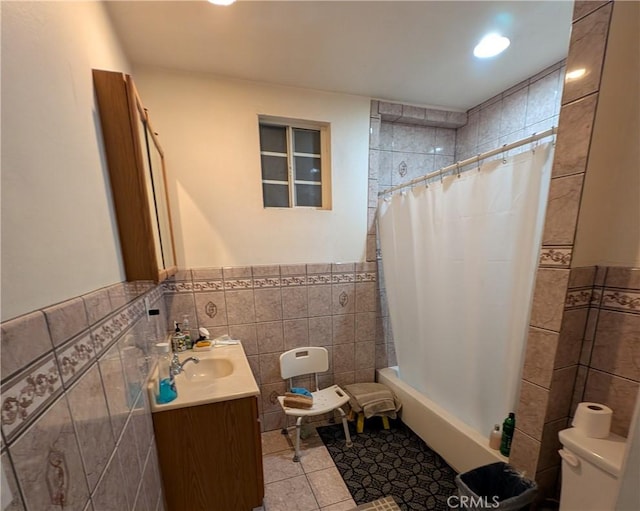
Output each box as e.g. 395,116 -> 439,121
153,397 -> 264,511
93,69 -> 177,282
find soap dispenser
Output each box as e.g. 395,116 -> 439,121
172,321 -> 186,352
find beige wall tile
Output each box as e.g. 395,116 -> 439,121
510,428 -> 541,477
591,310 -> 640,381
282,286 -> 308,319
67,365 -> 115,491
542,174 -> 584,246
547,366 -> 578,421
229,323 -> 258,355
257,321 -> 284,354
1,311 -> 53,379
309,316 -> 333,347
91,450 -> 129,511
225,290 -> 256,325
192,290 -> 227,328
44,297 -> 89,347
517,381 -> 550,440
538,418 -> 569,471
552,94 -> 598,177
522,327 -> 558,389
584,369 -> 639,436
223,266 -> 252,279
355,341 -> 375,370
332,283 -> 355,315
568,266 -> 596,289
284,319 -> 310,350
332,314 -> 355,345
252,265 -> 280,277
260,382 -> 287,415
308,285 -> 332,317
355,282 -> 377,313
355,312 -> 376,342
259,353 -> 283,384
525,70 -> 561,127
82,287 -> 113,325
10,396 -> 90,510
535,466 -> 560,502
605,267 -> 640,290
333,344 -> 355,374
570,365 -> 589,416
530,269 -> 571,331
555,308 -> 588,369
255,288 -> 283,322
573,1 -> 610,21
191,267 -> 223,280
563,3 -> 613,104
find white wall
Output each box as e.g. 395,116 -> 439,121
572,0 -> 640,268
1,2 -> 130,321
133,68 -> 370,269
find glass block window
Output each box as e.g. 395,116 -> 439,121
258,118 -> 330,209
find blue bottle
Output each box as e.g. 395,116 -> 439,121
155,343 -> 177,404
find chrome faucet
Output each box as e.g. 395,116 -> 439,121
170,353 -> 200,376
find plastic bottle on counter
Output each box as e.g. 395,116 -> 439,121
489,424 -> 502,450
155,342 -> 177,404
172,321 -> 186,352
182,314 -> 192,350
500,412 -> 516,456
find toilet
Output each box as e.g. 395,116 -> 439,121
558,427 -> 627,511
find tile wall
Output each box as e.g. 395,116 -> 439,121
573,267 -> 640,436
161,263 -> 382,432
456,60 -> 566,163
509,0 -> 620,499
1,282 -> 166,511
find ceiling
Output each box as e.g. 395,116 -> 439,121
106,0 -> 573,111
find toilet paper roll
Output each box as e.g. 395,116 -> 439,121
572,402 -> 613,438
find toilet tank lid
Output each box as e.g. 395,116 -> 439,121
559,428 -> 626,477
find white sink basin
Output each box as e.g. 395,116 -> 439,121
180,357 -> 234,383
148,343 -> 259,413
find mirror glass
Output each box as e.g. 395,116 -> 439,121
135,106 -> 175,271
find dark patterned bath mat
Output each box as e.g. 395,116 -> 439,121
317,419 -> 458,511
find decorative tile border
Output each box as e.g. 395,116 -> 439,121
281,276 -> 308,286
591,288 -> 603,307
90,299 -> 146,357
55,331 -> 95,388
253,277 -> 281,289
332,273 -> 356,284
192,280 -> 225,292
223,279 -> 253,290
601,289 -> 640,313
356,272 -> 377,283
1,353 -> 63,442
161,281 -> 194,293
539,247 -> 572,267
565,289 -> 592,309
307,274 -> 333,285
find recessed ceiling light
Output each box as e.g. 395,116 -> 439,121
565,68 -> 586,80
208,0 -> 235,5
473,33 -> 511,59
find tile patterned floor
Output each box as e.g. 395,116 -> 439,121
256,427 -> 357,511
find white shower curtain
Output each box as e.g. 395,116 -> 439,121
378,144 -> 554,437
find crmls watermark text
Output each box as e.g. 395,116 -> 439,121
447,495 -> 501,509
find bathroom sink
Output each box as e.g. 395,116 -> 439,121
147,343 -> 259,413
181,358 -> 234,382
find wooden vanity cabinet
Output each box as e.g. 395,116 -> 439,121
152,396 -> 264,511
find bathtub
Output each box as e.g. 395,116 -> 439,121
377,366 -> 506,474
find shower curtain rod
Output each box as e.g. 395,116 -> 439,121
378,126 -> 556,197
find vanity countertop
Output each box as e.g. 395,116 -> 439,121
147,343 -> 260,413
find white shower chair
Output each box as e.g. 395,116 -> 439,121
277,347 -> 353,462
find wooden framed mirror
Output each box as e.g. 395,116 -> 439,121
93,69 -> 177,282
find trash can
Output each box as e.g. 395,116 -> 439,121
453,462 -> 537,511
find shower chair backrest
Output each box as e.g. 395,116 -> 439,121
279,347 -> 329,391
